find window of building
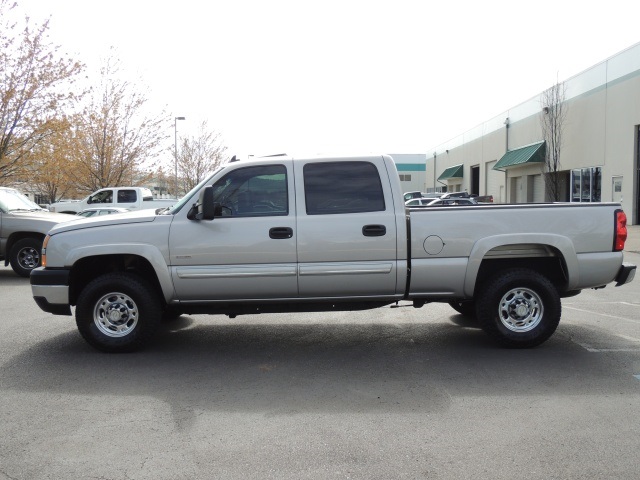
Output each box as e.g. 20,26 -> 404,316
571,167 -> 601,202
399,174 -> 412,182
304,161 -> 385,215
211,164 -> 288,216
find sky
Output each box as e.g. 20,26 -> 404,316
22,0 -> 640,160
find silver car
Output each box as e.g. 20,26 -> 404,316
76,207 -> 130,218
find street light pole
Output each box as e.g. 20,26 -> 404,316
174,116 -> 185,197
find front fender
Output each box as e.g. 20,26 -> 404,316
463,233 -> 579,297
66,244 -> 174,301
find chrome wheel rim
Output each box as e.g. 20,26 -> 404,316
498,287 -> 543,332
93,292 -> 139,337
18,246 -> 40,269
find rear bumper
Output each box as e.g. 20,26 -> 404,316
615,262 -> 636,286
30,267 -> 72,316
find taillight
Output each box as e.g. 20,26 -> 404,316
41,235 -> 50,267
614,210 -> 627,251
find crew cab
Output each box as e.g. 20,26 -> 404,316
48,187 -> 175,214
31,155 -> 636,352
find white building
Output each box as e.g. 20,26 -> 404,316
389,153 -> 428,195
427,42 -> 640,224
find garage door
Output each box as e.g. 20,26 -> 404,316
532,174 -> 544,202
515,176 -> 525,203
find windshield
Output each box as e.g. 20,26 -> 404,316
163,167 -> 224,215
0,189 -> 45,213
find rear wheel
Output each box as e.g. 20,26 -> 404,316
476,268 -> 561,348
9,237 -> 42,277
76,272 -> 162,352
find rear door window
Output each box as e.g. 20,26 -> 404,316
303,161 -> 385,215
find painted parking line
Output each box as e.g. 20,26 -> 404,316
563,306 -> 640,325
573,341 -> 640,353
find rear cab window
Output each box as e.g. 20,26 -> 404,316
303,161 -> 385,215
117,190 -> 137,203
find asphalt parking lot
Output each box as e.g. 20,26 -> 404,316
0,228 -> 639,480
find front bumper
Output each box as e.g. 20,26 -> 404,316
30,267 -> 72,316
615,262 -> 636,287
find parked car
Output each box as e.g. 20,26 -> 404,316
49,187 -> 175,214
31,154 -> 635,352
404,191 -> 473,202
0,187 -> 74,276
403,191 -> 426,201
76,207 -> 130,218
470,194 -> 494,203
406,194 -> 478,207
405,198 -> 434,207
425,197 -> 478,206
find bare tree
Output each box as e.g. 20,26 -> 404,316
68,54 -> 169,193
0,0 -> 84,183
540,80 -> 567,201
176,120 -> 227,195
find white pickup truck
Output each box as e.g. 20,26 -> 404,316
31,155 -> 636,352
48,186 -> 175,214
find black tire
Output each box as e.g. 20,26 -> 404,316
9,237 -> 42,277
75,272 -> 162,352
448,300 -> 476,317
476,268 -> 561,348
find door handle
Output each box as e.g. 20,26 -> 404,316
362,224 -> 386,237
269,227 -> 293,239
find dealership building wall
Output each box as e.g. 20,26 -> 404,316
426,42 -> 640,225
390,153 -> 427,194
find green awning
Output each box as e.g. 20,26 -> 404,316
494,141 -> 545,170
437,164 -> 463,181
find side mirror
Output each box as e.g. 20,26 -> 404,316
188,186 -> 216,220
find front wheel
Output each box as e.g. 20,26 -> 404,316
476,268 -> 561,348
9,237 -> 42,277
76,272 -> 162,352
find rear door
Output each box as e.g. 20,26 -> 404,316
294,157 -> 399,298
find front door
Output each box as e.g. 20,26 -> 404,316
169,161 -> 298,301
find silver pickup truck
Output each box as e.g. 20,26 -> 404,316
31,155 -> 636,352
0,187 -> 73,276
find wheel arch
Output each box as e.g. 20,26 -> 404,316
5,232 -> 45,266
463,234 -> 578,298
68,251 -> 173,306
